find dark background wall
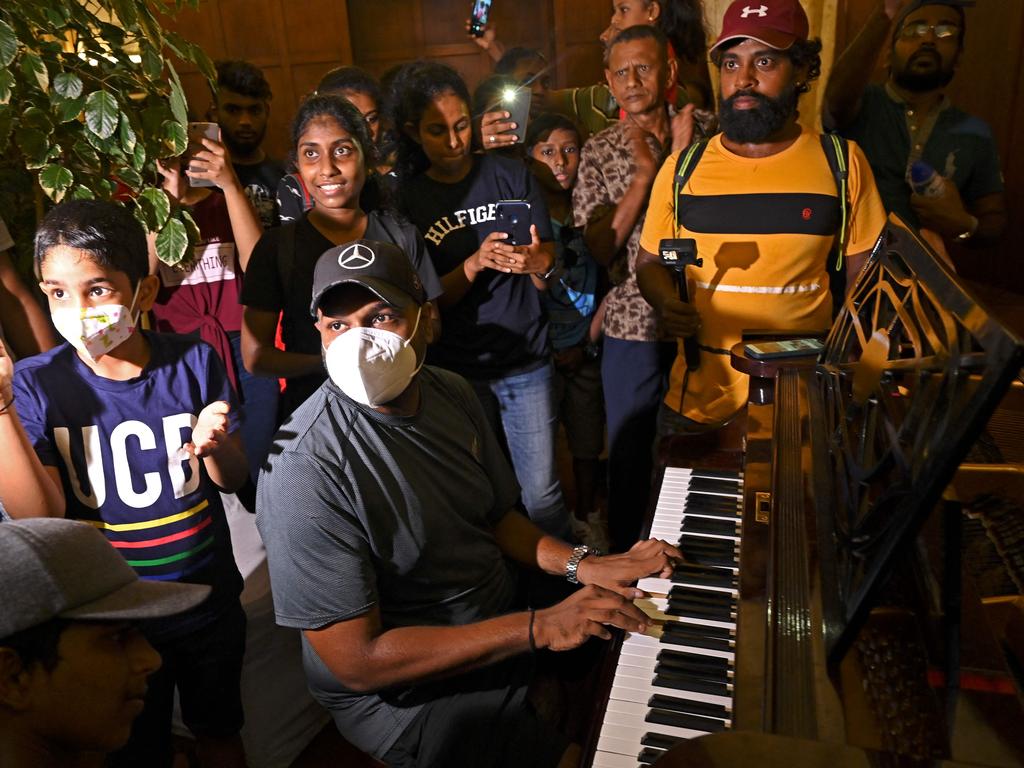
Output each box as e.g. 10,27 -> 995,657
163,0 -> 1024,294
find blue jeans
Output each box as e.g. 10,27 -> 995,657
601,338 -> 675,552
469,363 -> 569,538
228,333 -> 280,483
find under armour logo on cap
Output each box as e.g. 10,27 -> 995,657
741,4 -> 768,16
337,242 -> 376,270
712,0 -> 809,52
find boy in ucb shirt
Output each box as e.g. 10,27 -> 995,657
0,200 -> 249,768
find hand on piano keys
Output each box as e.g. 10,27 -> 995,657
590,467 -> 742,767
576,538 -> 685,599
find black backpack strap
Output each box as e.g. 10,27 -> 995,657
672,139 -> 709,231
820,133 -> 850,272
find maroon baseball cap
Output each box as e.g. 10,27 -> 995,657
711,0 -> 810,52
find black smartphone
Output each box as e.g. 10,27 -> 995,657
496,200 -> 532,246
469,0 -> 493,37
497,84 -> 530,144
744,338 -> 825,360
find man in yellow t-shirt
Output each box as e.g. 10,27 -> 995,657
637,0 -> 888,429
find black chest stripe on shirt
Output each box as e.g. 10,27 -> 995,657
678,193 -> 840,236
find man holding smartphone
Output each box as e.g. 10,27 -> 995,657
572,24 -> 694,553
636,0 -> 887,433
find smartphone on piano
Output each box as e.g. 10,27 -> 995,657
744,337 -> 825,360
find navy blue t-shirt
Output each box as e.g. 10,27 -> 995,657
400,154 -> 554,379
13,333 -> 243,640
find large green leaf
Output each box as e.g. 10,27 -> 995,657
166,61 -> 189,128
20,52 -> 49,93
0,20 -> 17,68
109,0 -> 139,28
117,166 -> 143,190
119,115 -> 137,154
180,208 -> 201,246
53,72 -> 83,99
0,69 -> 14,105
160,119 -> 187,156
155,217 -> 189,266
137,187 -> 171,231
21,106 -> 52,134
15,127 -> 50,168
85,90 -> 119,138
130,138 -> 147,171
72,139 -> 102,171
85,126 -> 123,157
39,163 -> 74,202
70,184 -> 95,201
52,93 -> 85,123
140,41 -> 163,80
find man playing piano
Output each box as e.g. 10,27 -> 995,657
255,239 -> 683,768
637,0 -> 888,432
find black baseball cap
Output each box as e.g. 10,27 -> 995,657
310,239 -> 426,317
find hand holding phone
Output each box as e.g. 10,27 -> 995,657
185,122 -> 220,188
496,200 -> 532,246
468,0 -> 493,37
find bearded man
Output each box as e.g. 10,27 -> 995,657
636,0 -> 888,432
824,0 -> 1005,248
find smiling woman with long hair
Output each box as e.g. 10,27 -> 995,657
240,94 -> 441,416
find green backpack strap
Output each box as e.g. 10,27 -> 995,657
820,133 -> 850,273
672,139 -> 710,231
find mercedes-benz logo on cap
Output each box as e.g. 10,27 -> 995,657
337,243 -> 375,270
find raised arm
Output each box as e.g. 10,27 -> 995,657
0,250 -> 57,357
0,340 -> 66,518
823,0 -> 905,130
241,306 -> 322,378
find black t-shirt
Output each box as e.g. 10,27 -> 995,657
400,154 -> 553,379
234,158 -> 285,229
240,211 -> 443,413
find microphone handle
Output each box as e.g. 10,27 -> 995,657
674,269 -> 701,372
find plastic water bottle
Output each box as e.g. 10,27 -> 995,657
909,161 -> 946,198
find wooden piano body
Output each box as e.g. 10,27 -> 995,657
584,218 -> 1024,766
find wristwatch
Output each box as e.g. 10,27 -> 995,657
565,544 -> 597,584
955,215 -> 979,242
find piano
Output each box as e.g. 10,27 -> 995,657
584,217 -> 1024,767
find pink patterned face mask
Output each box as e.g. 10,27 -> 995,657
51,284 -> 140,360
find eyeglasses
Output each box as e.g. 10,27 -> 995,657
898,21 -> 960,39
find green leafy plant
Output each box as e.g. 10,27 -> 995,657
0,0 -> 212,267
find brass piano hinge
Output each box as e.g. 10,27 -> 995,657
755,491 -> 771,523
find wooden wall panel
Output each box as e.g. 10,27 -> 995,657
163,0 -> 353,163
552,0 -> 608,90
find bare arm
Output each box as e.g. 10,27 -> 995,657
188,137 -> 263,270
241,306 -> 322,378
823,1 -> 902,130
436,231 -> 522,308
0,340 -> 65,518
0,251 -> 56,357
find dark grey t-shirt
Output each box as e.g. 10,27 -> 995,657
256,366 -> 520,757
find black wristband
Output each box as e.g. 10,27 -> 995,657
528,609 -> 538,653
0,393 -> 14,414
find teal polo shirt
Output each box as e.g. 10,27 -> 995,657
840,84 -> 1003,228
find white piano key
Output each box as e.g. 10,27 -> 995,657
592,748 -> 641,768
619,639 -> 734,663
611,667 -> 733,709
635,598 -> 737,630
602,704 -> 714,740
636,575 -> 737,596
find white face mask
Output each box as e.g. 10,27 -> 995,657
51,283 -> 142,361
324,307 -> 423,407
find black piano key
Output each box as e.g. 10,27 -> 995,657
648,693 -> 730,720
682,502 -> 742,520
681,517 -> 741,536
660,629 -> 734,652
638,747 -> 665,765
680,550 -> 738,568
688,469 -> 741,481
647,707 -> 727,733
678,535 -> 738,554
668,586 -> 734,606
662,621 -> 734,640
654,673 -> 732,697
656,657 -> 731,680
659,649 -> 731,670
641,732 -> 683,751
671,566 -> 736,588
686,479 -> 741,495
665,600 -> 735,621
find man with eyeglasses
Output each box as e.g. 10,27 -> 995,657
824,0 -> 1005,250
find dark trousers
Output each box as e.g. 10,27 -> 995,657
601,337 -> 674,552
